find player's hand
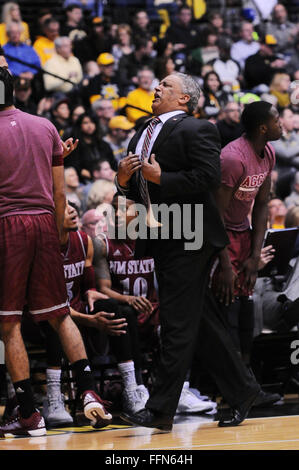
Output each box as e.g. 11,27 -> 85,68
86,290 -> 109,312
258,245 -> 275,271
117,152 -> 142,187
215,266 -> 238,306
92,312 -> 128,336
239,257 -> 259,294
142,154 -> 161,184
125,295 -> 153,315
61,138 -> 79,159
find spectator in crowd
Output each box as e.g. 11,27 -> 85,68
118,36 -> 155,92
111,24 -> 134,70
266,3 -> 298,55
91,98 -> 115,137
103,115 -> 134,164
73,16 -> 113,65
13,77 -> 37,115
43,36 -> 83,94
209,38 -> 240,91
154,55 -> 175,81
268,197 -> 287,228
125,67 -> 155,123
287,36 -> 299,76
3,21 -> 40,79
269,72 -> 291,108
33,17 -> 60,66
30,8 -> 52,43
196,28 -> 219,66
204,10 -> 232,42
244,34 -> 287,90
230,21 -> 260,71
64,166 -> 82,211
216,102 -> 243,148
86,179 -> 115,210
0,1 -> 30,46
271,107 -> 299,199
61,3 -> 87,41
64,112 -> 117,181
83,60 -> 100,80
165,5 -> 201,56
50,97 -> 71,138
132,9 -> 154,39
285,171 -> 299,208
81,209 -> 105,239
82,52 -> 123,108
202,71 -> 233,116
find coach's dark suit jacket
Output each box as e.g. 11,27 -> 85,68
126,112 -> 229,253
123,113 -> 258,415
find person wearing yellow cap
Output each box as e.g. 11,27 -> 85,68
81,52 -> 125,108
103,115 -> 134,164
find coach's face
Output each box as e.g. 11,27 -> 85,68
152,74 -> 190,116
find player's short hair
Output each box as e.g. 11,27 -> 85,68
0,66 -> 14,110
241,101 -> 273,136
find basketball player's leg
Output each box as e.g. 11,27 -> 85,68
0,215 -> 46,434
27,214 -> 112,427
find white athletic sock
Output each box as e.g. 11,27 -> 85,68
46,368 -> 62,397
118,361 -> 137,391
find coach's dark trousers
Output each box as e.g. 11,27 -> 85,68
146,239 -> 260,417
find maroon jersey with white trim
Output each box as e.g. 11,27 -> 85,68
61,230 -> 88,312
104,235 -> 158,303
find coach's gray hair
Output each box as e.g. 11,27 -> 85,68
172,72 -> 201,115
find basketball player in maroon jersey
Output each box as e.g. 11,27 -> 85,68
212,101 -> 283,423
61,201 -> 151,414
0,68 -> 111,437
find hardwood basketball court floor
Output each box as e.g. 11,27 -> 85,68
2,399 -> 299,451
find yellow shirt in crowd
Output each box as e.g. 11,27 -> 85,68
33,36 -> 56,66
126,87 -> 155,123
0,21 -> 30,45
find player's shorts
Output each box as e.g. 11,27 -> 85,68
0,213 -> 70,323
212,228 -> 252,297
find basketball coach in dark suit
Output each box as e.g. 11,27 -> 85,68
116,72 -> 260,431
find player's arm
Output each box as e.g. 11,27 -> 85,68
69,306 -> 127,336
93,235 -> 131,302
83,235 -> 109,312
241,174 -> 272,291
213,183 -> 237,305
93,236 -> 152,314
52,165 -> 66,240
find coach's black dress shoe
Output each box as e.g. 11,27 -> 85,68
218,390 -> 260,427
120,408 -> 173,432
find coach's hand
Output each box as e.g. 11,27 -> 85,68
117,152 -> 142,188
142,154 -> 161,184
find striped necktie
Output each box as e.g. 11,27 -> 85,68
139,116 -> 161,209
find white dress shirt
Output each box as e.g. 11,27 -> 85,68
115,110 -> 185,193
135,110 -> 185,159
